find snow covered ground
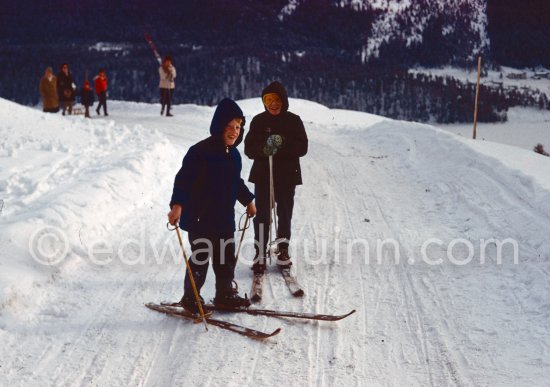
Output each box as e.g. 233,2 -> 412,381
1,97 -> 550,386
436,106 -> 550,151
411,65 -> 550,94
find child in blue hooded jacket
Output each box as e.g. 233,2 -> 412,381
168,98 -> 256,312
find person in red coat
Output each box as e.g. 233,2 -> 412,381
94,69 -> 108,116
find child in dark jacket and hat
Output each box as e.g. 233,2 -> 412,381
168,98 -> 256,312
80,80 -> 94,118
244,81 -> 308,273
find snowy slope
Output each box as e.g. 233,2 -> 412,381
1,98 -> 550,386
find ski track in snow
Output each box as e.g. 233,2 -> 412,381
1,99 -> 550,386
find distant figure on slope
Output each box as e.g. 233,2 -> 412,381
79,80 -> 94,118
167,98 -> 256,313
94,68 -> 108,116
244,81 -> 308,273
57,63 -> 75,115
159,55 -> 176,117
39,67 -> 59,113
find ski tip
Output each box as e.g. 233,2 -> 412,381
293,289 -> 305,297
251,327 -> 282,340
267,327 -> 282,338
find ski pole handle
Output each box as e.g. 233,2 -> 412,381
236,215 -> 249,260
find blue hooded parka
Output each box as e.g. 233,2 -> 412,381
170,98 -> 254,236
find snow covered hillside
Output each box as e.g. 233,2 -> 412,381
279,0 -> 488,63
1,98 -> 550,386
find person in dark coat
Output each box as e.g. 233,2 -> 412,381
79,80 -> 94,118
244,81 -> 308,273
57,63 -> 75,115
168,98 -> 256,312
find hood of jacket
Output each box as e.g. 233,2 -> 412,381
261,81 -> 289,113
209,98 -> 246,147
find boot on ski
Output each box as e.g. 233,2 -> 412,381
277,246 -> 292,269
214,283 -> 251,309
251,250 -> 267,274
178,293 -> 205,315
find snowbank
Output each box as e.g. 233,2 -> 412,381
0,98 -> 179,316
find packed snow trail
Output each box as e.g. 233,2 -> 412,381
0,98 -> 549,386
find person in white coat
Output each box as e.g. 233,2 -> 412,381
159,55 -> 176,117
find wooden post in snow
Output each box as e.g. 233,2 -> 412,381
472,56 -> 482,139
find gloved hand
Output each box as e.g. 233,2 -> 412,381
266,134 -> 283,148
263,143 -> 278,156
263,134 -> 283,156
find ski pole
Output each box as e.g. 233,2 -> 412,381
144,32 -> 162,64
267,154 -> 279,261
266,155 -> 273,260
236,214 -> 250,260
270,156 -> 278,237
174,225 -> 209,331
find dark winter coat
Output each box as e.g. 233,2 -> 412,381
80,88 -> 94,107
57,71 -> 75,102
244,81 -> 308,187
170,98 -> 254,235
